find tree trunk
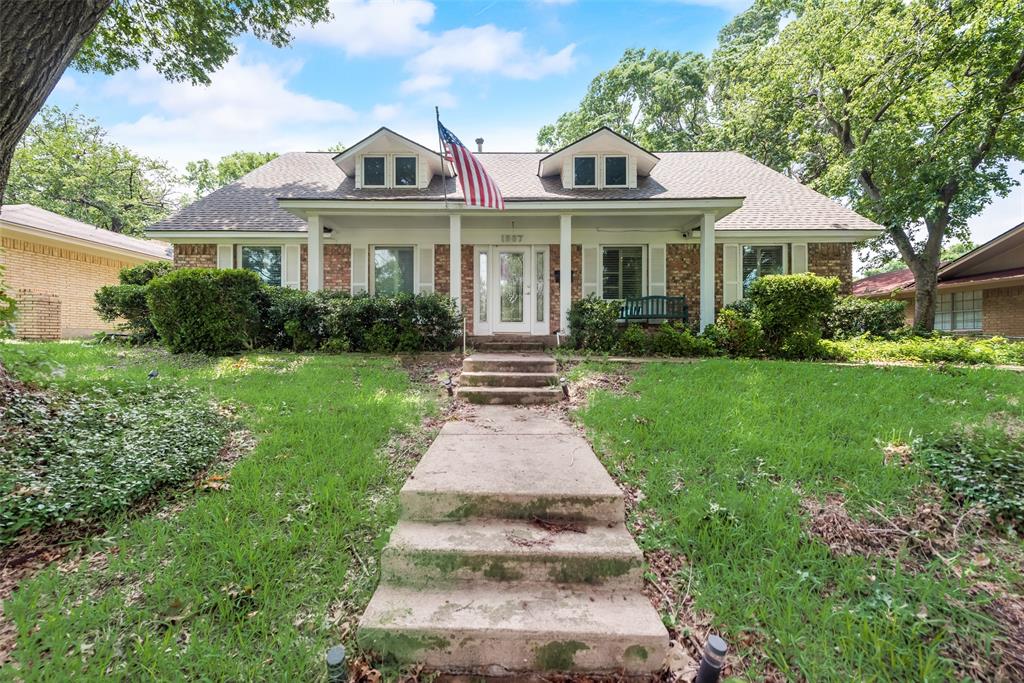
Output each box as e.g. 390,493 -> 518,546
911,261 -> 939,331
0,0 -> 111,205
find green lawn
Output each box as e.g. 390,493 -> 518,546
1,342 -> 435,680
575,359 -> 1024,681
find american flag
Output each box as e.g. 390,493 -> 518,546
438,120 -> 505,210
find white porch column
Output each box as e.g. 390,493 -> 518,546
307,214 -> 323,292
449,214 -> 462,310
559,214 -> 572,333
699,212 -> 716,331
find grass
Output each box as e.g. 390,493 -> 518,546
1,341 -> 434,680
575,359 -> 1024,681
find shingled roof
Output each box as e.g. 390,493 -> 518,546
147,150 -> 882,233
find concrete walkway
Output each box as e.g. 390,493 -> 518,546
358,405 -> 669,676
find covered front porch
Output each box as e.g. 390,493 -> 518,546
280,199 -> 743,334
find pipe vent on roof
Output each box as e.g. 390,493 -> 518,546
475,137 -> 484,153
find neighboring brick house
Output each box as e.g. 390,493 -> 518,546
146,126 -> 881,335
853,220 -> 1024,338
0,204 -> 171,339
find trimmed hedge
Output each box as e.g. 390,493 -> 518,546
147,268 -> 263,354
825,296 -> 906,339
94,261 -> 174,342
568,295 -> 622,352
748,274 -> 840,359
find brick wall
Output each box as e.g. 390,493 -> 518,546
461,244 -> 474,334
173,243 -> 217,268
13,290 -> 61,340
2,234 -> 140,336
808,243 -> 853,293
983,285 -> 1024,338
324,244 -> 351,292
434,244 -> 450,295
665,243 -> 723,327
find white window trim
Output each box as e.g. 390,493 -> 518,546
236,244 -> 285,286
394,155 -> 418,187
740,243 -> 789,295
369,244 -> 418,296
362,155 -> 387,187
573,155 -> 598,188
603,155 -> 628,188
598,244 -> 647,300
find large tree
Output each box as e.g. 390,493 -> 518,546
537,48 -> 711,151
0,0 -> 330,206
7,106 -> 177,236
185,151 -> 280,200
714,0 -> 1024,329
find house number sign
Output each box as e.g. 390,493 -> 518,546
500,234 -> 524,243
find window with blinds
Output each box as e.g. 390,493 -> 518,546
935,291 -> 982,331
742,245 -> 785,294
601,246 -> 643,300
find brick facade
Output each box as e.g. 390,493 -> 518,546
2,234 -> 141,337
808,242 -> 853,293
173,243 -> 217,268
13,290 -> 61,340
324,243 -> 351,292
434,245 -> 451,296
983,285 -> 1024,338
665,243 -> 724,327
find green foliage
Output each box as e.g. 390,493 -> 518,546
649,322 -> 717,357
822,334 -> 1024,365
93,262 -> 175,342
748,274 -> 839,358
920,421 -> 1024,530
185,151 -> 279,199
567,295 -> 622,352
0,383 -> 223,543
7,106 -> 179,236
147,269 -> 263,354
704,308 -> 764,357
825,296 -> 906,339
538,48 -> 710,151
614,324 -> 648,356
0,262 -> 16,338
73,0 -> 331,86
117,261 -> 174,286
862,241 -> 978,276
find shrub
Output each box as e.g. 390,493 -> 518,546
568,295 -> 621,352
614,324 -> 649,355
748,274 -> 839,359
0,264 -> 17,338
722,297 -> 755,318
825,296 -> 906,339
118,261 -> 174,286
147,268 -> 263,354
649,322 -> 717,357
821,334 -> 1024,365
705,308 -> 764,357
93,261 -> 176,343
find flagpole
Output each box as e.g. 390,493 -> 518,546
436,106 -> 449,210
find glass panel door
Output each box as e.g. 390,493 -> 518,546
492,247 -> 531,332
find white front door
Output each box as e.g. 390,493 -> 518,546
491,246 -> 532,333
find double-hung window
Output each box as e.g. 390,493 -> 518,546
240,246 -> 282,286
604,156 -> 627,187
574,156 -> 597,187
363,156 -> 386,186
602,246 -> 643,300
395,156 -> 417,186
741,245 -> 785,295
373,246 -> 415,295
935,291 -> 982,331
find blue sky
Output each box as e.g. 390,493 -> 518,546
46,0 -> 1021,245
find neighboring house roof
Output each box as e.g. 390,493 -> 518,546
148,149 -> 882,233
853,221 -> 1024,297
1,204 -> 171,260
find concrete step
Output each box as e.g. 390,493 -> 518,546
358,583 -> 667,674
400,431 -> 624,523
381,519 -> 644,588
458,386 -> 563,405
477,342 -> 549,352
460,372 -> 558,388
463,353 -> 557,374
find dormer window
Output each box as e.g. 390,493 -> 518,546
605,156 -> 627,187
395,156 -> 417,186
363,156 -> 386,186
574,156 -> 597,187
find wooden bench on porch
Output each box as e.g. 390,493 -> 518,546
619,295 -> 689,324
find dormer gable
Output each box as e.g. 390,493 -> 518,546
537,127 -> 660,190
333,127 -> 450,190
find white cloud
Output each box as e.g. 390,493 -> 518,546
371,103 -> 402,120
400,72 -> 451,94
54,74 -> 81,94
103,56 -> 358,168
297,0 -> 434,56
674,0 -> 752,11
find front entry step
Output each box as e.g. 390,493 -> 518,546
459,386 -> 562,405
457,353 -> 560,405
359,584 -> 666,674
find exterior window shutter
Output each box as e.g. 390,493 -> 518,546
282,244 -> 300,289
351,246 -> 368,294
217,244 -> 233,269
791,243 -> 808,273
582,245 -> 599,297
562,159 -> 574,189
649,244 -> 666,295
627,156 -> 637,188
417,245 -> 434,293
723,243 -> 741,305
